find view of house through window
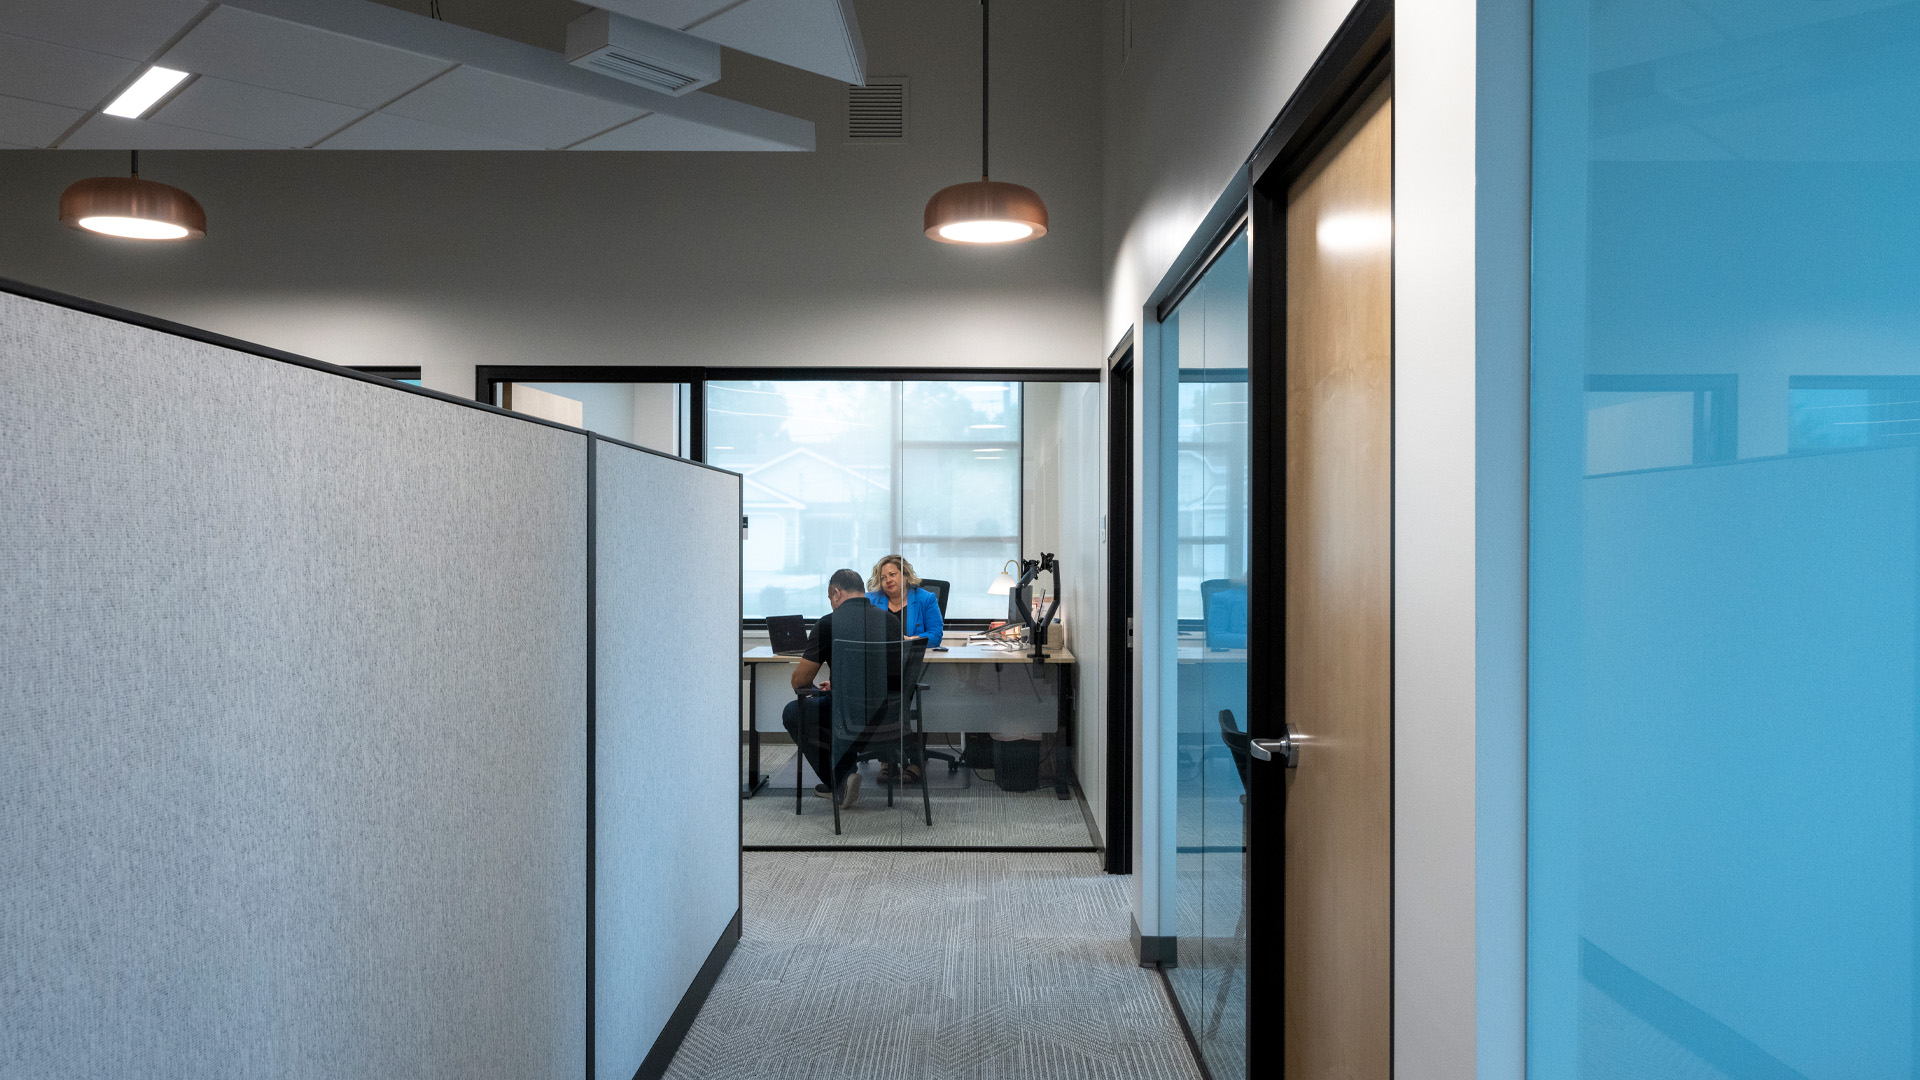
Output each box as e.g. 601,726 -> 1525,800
707,380 -> 1021,620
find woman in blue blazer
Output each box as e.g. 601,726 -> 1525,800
866,554 -> 944,647
867,554 -> 943,786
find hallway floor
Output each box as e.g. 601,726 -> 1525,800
663,852 -> 1203,1080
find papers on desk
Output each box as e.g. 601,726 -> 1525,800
967,638 -> 1028,652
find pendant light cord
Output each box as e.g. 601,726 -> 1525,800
130,149 -> 139,179
981,0 -> 989,181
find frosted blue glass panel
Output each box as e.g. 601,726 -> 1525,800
1165,230 -> 1250,1080
1532,2 -> 1920,1077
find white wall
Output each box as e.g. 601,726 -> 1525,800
0,0 -> 1104,398
1103,1 -> 1514,1077
1022,381 -> 1106,845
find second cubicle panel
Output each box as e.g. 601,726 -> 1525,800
592,436 -> 743,1080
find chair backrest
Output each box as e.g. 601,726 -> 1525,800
1217,708 -> 1252,791
1200,578 -> 1230,618
918,578 -> 950,616
828,602 -> 908,744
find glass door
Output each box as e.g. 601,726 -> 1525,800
1166,228 -> 1252,1080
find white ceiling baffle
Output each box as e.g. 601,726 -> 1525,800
0,0 -> 813,152
594,0 -> 867,86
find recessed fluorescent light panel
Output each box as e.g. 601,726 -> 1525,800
103,67 -> 191,119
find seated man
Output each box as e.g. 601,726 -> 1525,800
782,568 -> 905,807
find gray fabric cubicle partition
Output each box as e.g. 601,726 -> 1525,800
592,438 -> 742,1080
0,288 -> 742,1080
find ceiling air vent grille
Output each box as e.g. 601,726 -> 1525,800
585,50 -> 700,94
848,79 -> 907,142
565,9 -> 720,98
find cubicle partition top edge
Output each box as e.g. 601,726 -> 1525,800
0,274 -> 587,434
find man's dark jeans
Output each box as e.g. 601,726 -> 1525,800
781,693 -> 850,787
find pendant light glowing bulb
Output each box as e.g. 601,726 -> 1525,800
60,151 -> 206,241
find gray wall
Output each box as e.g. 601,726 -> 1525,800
593,439 -> 742,1080
0,291 -> 588,1079
0,0 -> 1105,399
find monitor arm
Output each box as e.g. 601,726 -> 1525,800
1012,552 -> 1061,662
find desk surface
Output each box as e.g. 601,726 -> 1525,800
743,643 -> 1076,665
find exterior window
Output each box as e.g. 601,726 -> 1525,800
708,381 -> 1021,620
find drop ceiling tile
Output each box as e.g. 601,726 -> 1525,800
689,0 -> 865,84
595,0 -> 738,31
161,5 -> 450,110
0,0 -> 211,62
62,112 -> 280,150
383,65 -> 644,150
0,31 -> 140,111
0,94 -> 85,148
571,111 -> 793,151
315,110 -> 539,151
152,76 -> 361,148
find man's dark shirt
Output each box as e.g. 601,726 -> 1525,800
803,598 -> 905,693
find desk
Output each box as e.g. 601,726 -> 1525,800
741,643 -> 1076,797
1176,637 -> 1248,756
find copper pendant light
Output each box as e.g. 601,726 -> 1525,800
923,0 -> 1047,244
60,151 -> 206,241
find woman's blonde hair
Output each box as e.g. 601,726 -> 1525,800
867,554 -> 921,592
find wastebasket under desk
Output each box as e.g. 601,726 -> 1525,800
743,644 -> 1075,736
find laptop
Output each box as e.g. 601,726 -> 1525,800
766,614 -> 809,656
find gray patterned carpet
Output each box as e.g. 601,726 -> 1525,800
661,852 -> 1204,1080
745,745 -> 1097,849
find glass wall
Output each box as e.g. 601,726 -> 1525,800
1532,2 -> 1920,1076
1166,230 -> 1251,1080
506,381 -> 689,455
707,381 -> 1020,621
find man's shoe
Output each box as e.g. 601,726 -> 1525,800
840,772 -> 862,808
814,783 -> 834,799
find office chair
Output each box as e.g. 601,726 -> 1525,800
793,631 -> 933,833
917,578 -> 950,616
911,577 -> 962,778
1209,708 -> 1254,1038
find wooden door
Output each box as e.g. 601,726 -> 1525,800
1282,80 -> 1393,1078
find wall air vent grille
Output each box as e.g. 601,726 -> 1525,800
847,79 -> 907,142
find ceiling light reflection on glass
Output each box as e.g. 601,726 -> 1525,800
1316,211 -> 1392,256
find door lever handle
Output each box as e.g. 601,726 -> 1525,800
1248,724 -> 1300,768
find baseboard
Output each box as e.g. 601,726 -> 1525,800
630,909 -> 740,1080
1068,780 -> 1106,856
1131,913 -> 1177,968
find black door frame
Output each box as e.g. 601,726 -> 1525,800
1105,331 -> 1135,875
1241,1 -> 1394,1075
